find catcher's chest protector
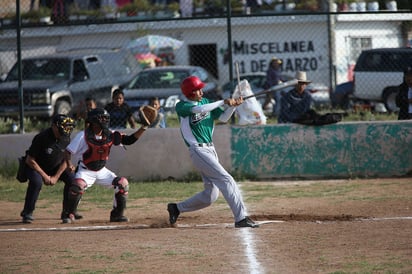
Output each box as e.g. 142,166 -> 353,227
82,129 -> 113,171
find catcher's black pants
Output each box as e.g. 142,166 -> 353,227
22,168 -> 74,215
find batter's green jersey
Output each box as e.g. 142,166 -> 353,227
175,98 -> 224,147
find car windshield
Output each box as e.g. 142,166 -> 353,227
7,58 -> 71,81
128,70 -> 190,89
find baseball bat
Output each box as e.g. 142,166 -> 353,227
243,79 -> 298,100
233,61 -> 241,99
235,62 -> 241,92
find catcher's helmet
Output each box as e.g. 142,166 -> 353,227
181,76 -> 205,98
87,108 -> 110,129
53,114 -> 76,137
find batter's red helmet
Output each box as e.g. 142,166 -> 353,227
181,76 -> 205,97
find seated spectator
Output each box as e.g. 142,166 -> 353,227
105,89 -> 136,129
278,71 -> 312,124
278,71 -> 342,126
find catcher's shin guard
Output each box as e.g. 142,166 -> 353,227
62,179 -> 85,221
110,177 -> 129,222
110,193 -> 128,222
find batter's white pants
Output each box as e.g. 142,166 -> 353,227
177,145 -> 248,222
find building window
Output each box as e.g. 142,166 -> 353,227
350,37 -> 372,63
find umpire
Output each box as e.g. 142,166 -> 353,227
20,114 -> 76,223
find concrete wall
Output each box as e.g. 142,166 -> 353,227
1,121 -> 411,180
0,126 -> 232,181
232,121 -> 412,179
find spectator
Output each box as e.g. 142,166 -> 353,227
52,0 -> 70,24
85,97 -> 97,112
262,57 -> 283,116
74,96 -> 97,128
278,71 -> 312,124
20,114 -> 76,223
105,89 -> 136,129
148,97 -> 167,128
246,0 -> 261,13
396,66 -> 412,120
278,71 -> 342,126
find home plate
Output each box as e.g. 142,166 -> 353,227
257,220 -> 284,225
175,220 -> 284,228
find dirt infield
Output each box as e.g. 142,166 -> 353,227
1,178 -> 411,273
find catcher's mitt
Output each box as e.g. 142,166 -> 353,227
139,105 -> 158,126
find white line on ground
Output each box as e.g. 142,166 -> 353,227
239,228 -> 262,274
361,216 -> 412,221
0,224 -> 150,232
0,217 -> 410,232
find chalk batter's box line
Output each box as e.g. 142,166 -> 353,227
0,220 -> 283,232
1,218 -> 411,232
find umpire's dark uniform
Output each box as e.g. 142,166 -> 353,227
21,115 -> 75,223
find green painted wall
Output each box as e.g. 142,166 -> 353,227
231,121 -> 412,179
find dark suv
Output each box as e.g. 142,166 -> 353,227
0,48 -> 141,119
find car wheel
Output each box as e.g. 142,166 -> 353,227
382,87 -> 399,113
54,100 -> 72,116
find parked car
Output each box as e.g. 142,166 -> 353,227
123,65 -> 221,113
222,72 -> 331,112
353,47 -> 412,112
0,48 -> 141,119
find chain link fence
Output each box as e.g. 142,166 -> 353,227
0,0 -> 411,132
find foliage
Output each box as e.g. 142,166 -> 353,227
69,7 -> 102,17
295,0 -> 319,11
335,0 -> 356,4
0,117 -> 49,134
21,7 -> 51,21
165,113 -> 179,127
0,110 -> 400,134
0,157 -> 18,178
135,0 -> 151,11
230,0 -> 244,9
118,0 -> 151,14
167,2 -> 180,12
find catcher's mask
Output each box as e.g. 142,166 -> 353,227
181,76 -> 206,98
87,108 -> 110,129
53,114 -> 76,137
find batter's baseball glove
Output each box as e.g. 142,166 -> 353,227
139,105 -> 158,126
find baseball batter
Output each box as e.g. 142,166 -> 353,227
167,76 -> 259,228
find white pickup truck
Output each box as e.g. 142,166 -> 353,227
0,48 -> 141,119
353,48 -> 412,112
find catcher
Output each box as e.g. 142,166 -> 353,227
61,106 -> 157,223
